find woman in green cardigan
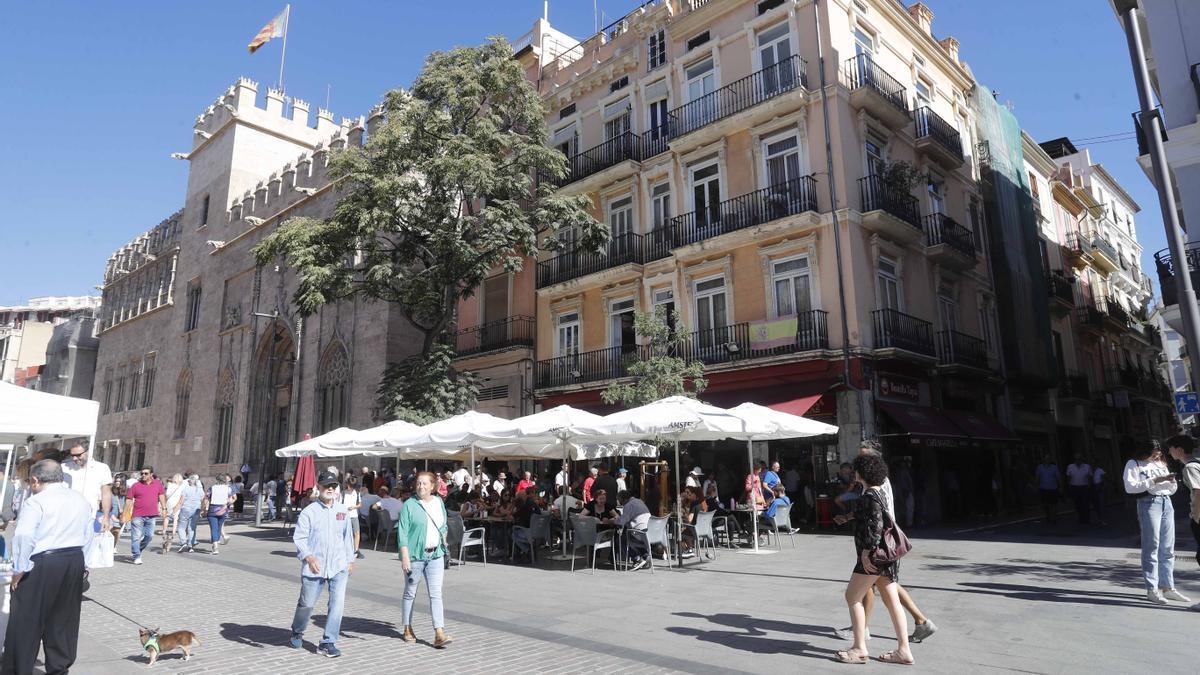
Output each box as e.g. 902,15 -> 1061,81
398,471 -> 452,648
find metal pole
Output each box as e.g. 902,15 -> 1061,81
748,439 -> 760,553
673,436 -> 683,568
278,4 -> 290,92
1119,3 -> 1200,393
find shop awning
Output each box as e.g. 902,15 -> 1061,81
703,381 -> 833,418
942,410 -> 1018,442
876,402 -> 965,439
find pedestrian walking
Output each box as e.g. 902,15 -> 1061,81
835,452 -> 913,665
1034,456 -> 1061,525
289,471 -> 354,658
1065,454 -> 1092,524
1089,458 -> 1109,526
2,459 -> 94,674
162,473 -> 186,553
177,474 -> 205,552
341,477 -> 364,560
231,475 -> 245,520
398,471 -> 452,649
126,465 -> 166,564
1122,436 -> 1189,605
60,443 -> 113,536
202,474 -> 234,555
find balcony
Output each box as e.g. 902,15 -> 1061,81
535,344 -> 643,389
646,175 -> 817,261
924,213 -> 975,269
1090,234 -> 1120,272
871,308 -> 935,358
858,174 -> 923,244
841,54 -> 910,130
914,107 -> 964,169
936,329 -> 989,371
1077,302 -> 1106,335
537,232 -> 645,288
553,131 -> 643,189
1047,272 -> 1075,315
1058,370 -> 1091,402
1154,243 -> 1200,307
1132,108 -> 1168,157
1062,231 -> 1092,270
1105,366 -> 1140,391
451,316 -> 535,358
1103,296 -> 1131,331
667,55 -> 807,142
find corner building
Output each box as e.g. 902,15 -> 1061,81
93,79 -> 422,478
515,1 -> 1006,521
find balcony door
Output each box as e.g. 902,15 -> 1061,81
480,275 -> 509,350
691,163 -> 722,234
877,255 -> 902,311
764,133 -> 805,217
927,179 -> 945,215
604,97 -> 632,141
757,22 -> 795,95
685,58 -> 717,128
609,298 -> 637,354
556,225 -> 579,279
937,283 -> 957,332
694,276 -> 729,358
653,287 -> 676,334
556,311 -> 579,357
772,257 -> 812,318
608,196 -> 634,259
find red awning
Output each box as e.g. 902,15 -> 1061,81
702,381 -> 832,416
942,410 -> 1018,441
876,402 -> 965,438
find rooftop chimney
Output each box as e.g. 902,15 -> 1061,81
907,2 -> 934,36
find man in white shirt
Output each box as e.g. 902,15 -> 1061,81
341,480 -> 364,559
554,463 -> 568,490
451,466 -> 470,490
60,443 -> 113,530
373,487 -> 403,523
615,468 -> 628,493
1065,454 -> 1093,525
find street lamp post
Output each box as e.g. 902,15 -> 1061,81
1116,1 -> 1200,396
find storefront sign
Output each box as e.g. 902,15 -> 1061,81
878,374 -> 920,403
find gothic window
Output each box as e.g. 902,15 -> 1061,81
316,342 -> 350,434
141,354 -> 156,408
174,370 -> 191,439
213,369 -> 236,464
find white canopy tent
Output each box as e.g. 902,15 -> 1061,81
273,427 -> 377,458
0,380 -> 101,512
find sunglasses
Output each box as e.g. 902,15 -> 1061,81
140,471 -> 151,476
69,453 -> 86,458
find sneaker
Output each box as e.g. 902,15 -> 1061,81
1163,589 -> 1192,603
681,550 -> 696,559
631,557 -> 649,571
318,643 -> 341,658
211,545 -> 220,556
355,550 -> 365,560
833,626 -> 870,641
1147,589 -> 1168,605
1189,602 -> 1200,612
131,557 -> 143,565
910,620 -> 938,642
221,536 -> 230,545
288,635 -> 302,649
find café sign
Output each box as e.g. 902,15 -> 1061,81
878,373 -> 920,403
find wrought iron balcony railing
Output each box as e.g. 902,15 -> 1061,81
667,55 -> 807,137
925,213 -> 974,257
914,106 -> 964,162
537,232 -> 646,288
1153,242 -> 1200,306
871,308 -> 934,356
646,175 -> 817,261
1059,370 -> 1091,400
1047,273 -> 1075,305
841,54 -> 909,117
451,316 -> 535,357
859,174 -> 922,230
936,329 -> 989,369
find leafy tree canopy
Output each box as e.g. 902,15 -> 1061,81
601,308 -> 708,408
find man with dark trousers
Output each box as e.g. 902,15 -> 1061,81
4,459 -> 94,674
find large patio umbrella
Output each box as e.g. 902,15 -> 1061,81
570,396 -> 775,566
729,403 -> 839,553
274,427 -> 365,457
319,420 -> 423,452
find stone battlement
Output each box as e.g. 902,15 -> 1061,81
104,210 -> 183,284
192,77 -> 343,146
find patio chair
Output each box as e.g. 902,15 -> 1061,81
458,522 -> 487,566
373,510 -> 395,552
768,504 -> 797,550
570,516 -> 615,575
681,510 -> 718,560
446,512 -> 465,566
712,512 -> 738,549
644,515 -> 671,573
512,513 -> 551,563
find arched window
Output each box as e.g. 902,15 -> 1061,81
174,370 -> 191,439
213,369 -> 236,464
316,342 -> 350,434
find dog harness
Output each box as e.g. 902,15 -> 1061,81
143,635 -> 159,652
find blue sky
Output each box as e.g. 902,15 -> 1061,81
0,1 -> 1163,306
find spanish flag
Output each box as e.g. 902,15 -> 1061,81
248,6 -> 289,54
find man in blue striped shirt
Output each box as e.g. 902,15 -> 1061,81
289,471 -> 355,658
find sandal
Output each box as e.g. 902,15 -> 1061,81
877,650 -> 914,665
835,650 -> 868,664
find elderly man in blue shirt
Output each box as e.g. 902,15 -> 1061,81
289,471 -> 355,658
4,459 -> 95,675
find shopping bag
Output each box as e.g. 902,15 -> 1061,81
84,528 -> 115,569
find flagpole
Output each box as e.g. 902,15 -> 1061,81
278,4 -> 290,92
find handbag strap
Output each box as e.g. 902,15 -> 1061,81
414,499 -> 448,549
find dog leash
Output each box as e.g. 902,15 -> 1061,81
84,594 -> 150,630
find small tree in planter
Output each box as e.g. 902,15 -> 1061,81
879,160 -> 926,198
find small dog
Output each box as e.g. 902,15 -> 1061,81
139,628 -> 201,666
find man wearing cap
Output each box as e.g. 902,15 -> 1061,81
290,471 -> 355,658
615,468 -> 629,494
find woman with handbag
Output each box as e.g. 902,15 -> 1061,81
201,474 -> 235,555
836,453 -> 914,665
398,471 -> 452,649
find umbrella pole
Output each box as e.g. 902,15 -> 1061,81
673,436 -> 683,568
471,446 -> 476,488
0,444 -> 14,522
749,439 -> 760,553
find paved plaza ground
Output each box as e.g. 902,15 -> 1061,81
58,505 -> 1198,674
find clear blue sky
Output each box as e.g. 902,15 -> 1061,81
0,1 -> 1165,306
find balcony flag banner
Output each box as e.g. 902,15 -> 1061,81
248,5 -> 291,91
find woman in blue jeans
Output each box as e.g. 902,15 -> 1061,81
1122,438 -> 1189,605
398,471 -> 452,649
203,474 -> 234,555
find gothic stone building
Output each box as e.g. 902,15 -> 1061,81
94,78 -> 421,478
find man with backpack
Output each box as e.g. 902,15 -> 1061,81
1166,434 -> 1200,612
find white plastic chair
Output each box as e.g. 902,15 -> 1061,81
682,510 -> 718,560
570,516 -> 615,574
458,523 -> 487,566
644,515 -> 671,573
768,503 -> 796,550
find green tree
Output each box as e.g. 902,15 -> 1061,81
253,38 -> 603,422
601,308 -> 707,407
